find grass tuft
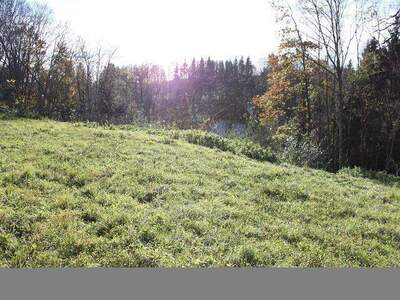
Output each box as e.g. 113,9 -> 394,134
0,118 -> 400,267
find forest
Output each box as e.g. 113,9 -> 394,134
1,0 -> 400,174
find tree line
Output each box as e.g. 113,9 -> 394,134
1,0 -> 400,174
0,0 -> 266,127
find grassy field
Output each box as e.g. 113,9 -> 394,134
0,117 -> 400,267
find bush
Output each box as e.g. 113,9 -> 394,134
338,167 -> 365,178
169,130 -> 278,163
270,124 -> 329,169
282,135 -> 328,169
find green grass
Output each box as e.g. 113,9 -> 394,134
1,118 -> 400,267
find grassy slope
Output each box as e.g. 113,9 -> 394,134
0,118 -> 400,267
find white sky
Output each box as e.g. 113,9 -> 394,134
39,0 -> 279,69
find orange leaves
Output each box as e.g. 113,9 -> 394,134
253,54 -> 293,125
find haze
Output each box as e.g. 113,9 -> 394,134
41,0 -> 279,68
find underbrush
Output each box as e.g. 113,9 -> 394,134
168,130 -> 278,163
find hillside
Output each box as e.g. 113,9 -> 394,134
0,118 -> 400,267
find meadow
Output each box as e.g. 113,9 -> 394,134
0,117 -> 400,267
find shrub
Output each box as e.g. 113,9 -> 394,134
270,124 -> 329,169
338,167 -> 364,178
169,130 -> 277,163
282,135 -> 328,169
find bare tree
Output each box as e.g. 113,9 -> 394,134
271,0 -> 374,168
0,0 -> 51,108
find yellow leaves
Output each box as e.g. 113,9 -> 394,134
253,53 -> 294,125
254,35 -> 321,127
253,93 -> 284,125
